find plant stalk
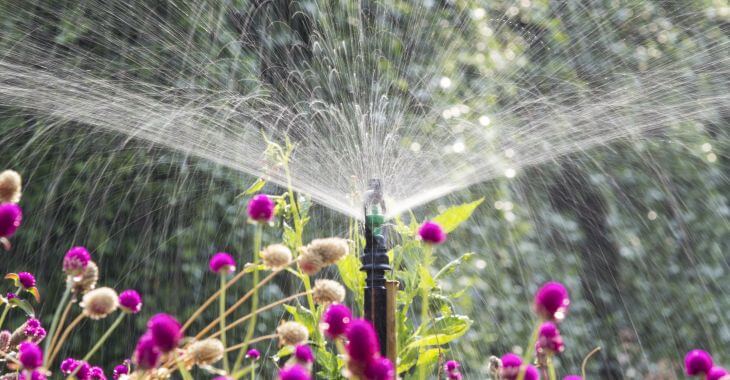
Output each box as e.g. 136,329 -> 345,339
233,224 -> 263,371
220,274 -> 230,372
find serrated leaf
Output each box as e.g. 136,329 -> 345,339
9,298 -> 34,316
431,198 -> 484,233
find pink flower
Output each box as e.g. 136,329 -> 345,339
247,194 -> 275,222
147,313 -> 182,352
119,289 -> 143,314
321,303 -> 352,339
133,333 -> 161,369
209,252 -> 236,274
17,272 -> 36,288
63,246 -> 91,276
536,321 -> 565,354
246,348 -> 261,360
346,319 -> 380,362
278,364 -> 311,380
89,366 -> 106,380
112,362 -> 129,379
18,342 -> 43,369
708,367 -> 729,380
0,203 -> 22,237
685,349 -> 713,376
534,281 -> 570,321
500,353 -> 523,379
364,357 -> 396,380
418,221 -> 446,244
294,344 -> 314,363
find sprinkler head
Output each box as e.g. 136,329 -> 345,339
363,179 -> 385,234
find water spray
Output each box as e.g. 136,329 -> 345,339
361,179 -> 393,357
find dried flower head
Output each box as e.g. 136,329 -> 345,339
133,333 -> 161,369
278,364 -> 311,380
0,170 -> 21,204
297,250 -> 324,276
147,313 -> 182,352
321,304 -> 352,339
247,194 -> 275,222
186,338 -> 224,367
303,238 -> 349,265
418,220 -> 447,244
18,342 -> 43,369
0,203 -> 22,237
72,261 -> 99,294
277,321 -> 309,347
63,246 -> 91,277
312,279 -> 345,305
685,349 -> 713,376
534,281 -> 570,321
261,244 -> 292,270
81,287 -> 119,319
209,252 -> 236,274
0,330 -> 10,352
119,289 -> 143,314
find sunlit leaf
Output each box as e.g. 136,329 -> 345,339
243,178 -> 266,196
431,198 -> 484,233
8,298 -> 34,316
408,315 -> 472,348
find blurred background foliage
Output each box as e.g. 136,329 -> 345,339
0,0 -> 727,378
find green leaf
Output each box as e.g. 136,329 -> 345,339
243,178 -> 266,196
408,315 -> 472,348
8,298 -> 34,316
431,198 -> 484,233
418,265 -> 435,291
416,348 -> 444,367
283,304 -> 317,333
434,252 -> 475,280
271,345 -> 294,361
336,253 -> 365,311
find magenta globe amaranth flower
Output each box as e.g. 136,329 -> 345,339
112,363 -> 129,379
63,246 -> 91,276
17,272 -> 36,288
278,364 -> 311,380
708,367 -> 729,380
60,358 -> 81,375
22,371 -> 47,380
147,313 -> 182,352
534,281 -> 570,321
119,289 -> 143,314
0,203 -> 22,237
133,333 -> 161,369
89,366 -> 106,380
294,344 -> 315,363
685,349 -> 713,376
209,252 -> 236,274
322,303 -> 352,339
536,321 -> 565,354
523,365 -> 539,380
418,220 -> 447,244
246,348 -> 261,360
445,360 -> 460,372
18,342 -> 43,369
247,194 -> 275,222
500,353 -> 523,379
364,357 -> 396,380
345,319 -> 380,363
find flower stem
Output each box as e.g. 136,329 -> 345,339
224,333 -> 277,353
47,290 -> 74,362
220,274 -> 230,372
0,304 -> 9,331
233,224 -> 263,371
181,268 -> 249,333
81,313 -> 125,362
517,320 -> 542,380
417,244 -> 433,380
581,346 -> 601,378
48,313 -> 85,367
547,355 -> 557,380
250,362 -> 256,380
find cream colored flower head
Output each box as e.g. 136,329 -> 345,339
312,279 -> 346,305
303,238 -> 349,265
298,249 -> 324,276
186,338 -> 224,367
0,170 -> 22,203
276,321 -> 309,347
72,261 -> 99,294
261,244 -> 292,271
81,287 -> 119,319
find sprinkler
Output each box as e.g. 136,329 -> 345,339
361,179 -> 391,356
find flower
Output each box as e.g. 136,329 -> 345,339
63,246 -> 91,276
247,194 -> 275,222
685,349 -> 713,376
277,321 -> 309,346
536,321 -> 565,354
364,357 -> 396,380
302,238 -> 349,265
21,370 -> 47,380
209,252 -> 236,274
294,344 -> 315,363
60,358 -> 81,375
112,362 -> 129,380
133,333 -> 161,369
23,318 -> 46,342
445,360 -> 460,372
261,244 -> 293,270
278,364 -> 311,380
346,319 -> 380,364
72,261 -> 99,294
17,272 -> 35,288
6,292 -> 15,300
0,330 -> 10,351
312,279 -> 346,305
321,303 -> 352,339
0,170 -> 21,203
523,365 -> 539,380
534,281 -> 570,321
81,287 -> 119,319
18,342 -> 43,369
187,338 -> 225,366
0,203 -> 22,237
500,353 -> 523,379
418,220 -> 446,244
246,349 -> 260,360
709,367 -> 730,380
147,313 -> 182,352
119,289 -> 143,314
298,250 -> 324,275
90,366 -> 107,380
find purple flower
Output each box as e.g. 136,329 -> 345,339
445,360 -> 460,372
18,272 -> 36,288
534,281 -> 570,321
60,358 -> 81,375
112,363 -> 129,380
6,292 -> 15,300
0,203 -> 22,237
685,349 -> 713,376
364,357 -> 396,380
119,289 -> 143,314
247,194 -> 275,222
294,344 -> 315,363
418,221 -> 447,244
536,321 -> 565,354
24,318 -> 46,341
322,303 -> 352,339
448,373 -> 463,380
523,365 -> 539,380
246,348 -> 261,360
500,353 -> 523,379
209,252 -> 236,274
19,371 -> 47,380
18,342 -> 43,369
346,318 -> 380,374
89,366 -> 106,380
563,376 -> 582,380
278,364 -> 311,380
708,367 -> 729,380
133,333 -> 161,369
63,246 -> 91,276
147,313 -> 182,352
